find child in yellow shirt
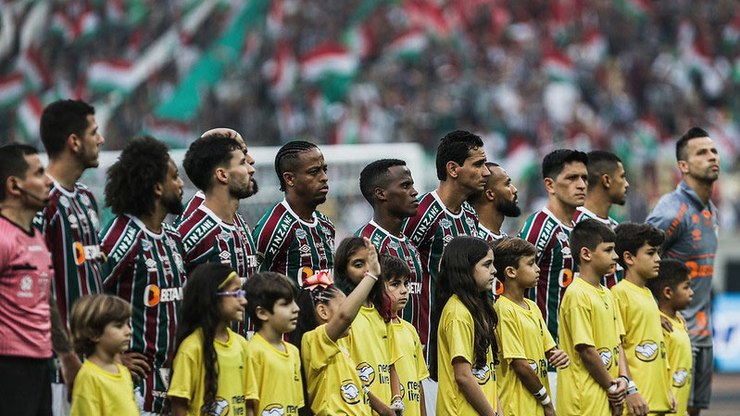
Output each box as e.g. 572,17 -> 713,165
492,237 -> 569,416
244,272 -> 304,416
647,259 -> 694,416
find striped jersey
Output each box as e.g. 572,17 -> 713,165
176,204 -> 258,336
646,181 -> 718,347
477,224 -> 506,243
100,215 -> 186,413
518,208 -> 575,343
401,191 -> 479,361
355,220 -> 424,326
34,181 -> 104,326
252,200 -> 335,287
176,190 -> 205,223
573,206 -> 624,288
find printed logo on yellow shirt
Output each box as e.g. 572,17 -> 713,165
340,380 -> 362,404
357,362 -> 376,386
598,347 -> 614,369
635,340 -> 659,362
261,404 -> 285,416
201,397 -> 230,416
673,369 -> 690,387
472,364 -> 491,385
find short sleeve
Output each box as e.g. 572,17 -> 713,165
444,310 -> 475,364
562,297 -> 595,348
302,325 -> 341,371
70,367 -> 100,416
497,306 -> 527,361
414,331 -> 430,381
244,345 -> 261,402
167,341 -> 199,400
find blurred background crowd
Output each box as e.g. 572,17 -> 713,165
1,0 -> 739,231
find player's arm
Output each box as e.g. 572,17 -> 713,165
367,391 -> 396,416
618,344 -> 649,416
452,357 -> 497,416
50,293 -> 81,398
510,358 -> 554,411
575,344 -> 625,395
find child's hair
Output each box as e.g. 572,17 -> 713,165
570,219 -> 616,266
378,254 -> 408,318
333,237 -> 390,316
646,259 -> 691,300
614,222 -> 665,269
292,280 -> 344,349
173,263 -> 236,407
430,236 -> 498,380
244,271 -> 298,330
70,294 -> 132,357
491,237 -> 536,282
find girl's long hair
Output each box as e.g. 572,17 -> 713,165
430,236 -> 498,380
173,263 -> 235,406
333,237 -> 390,317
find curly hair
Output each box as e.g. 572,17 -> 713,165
173,263 -> 235,407
70,294 -> 131,357
105,136 -> 170,216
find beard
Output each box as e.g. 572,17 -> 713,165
496,198 -> 521,217
230,179 -> 258,199
163,192 -> 184,215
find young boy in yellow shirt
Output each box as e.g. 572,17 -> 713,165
493,237 -> 569,416
613,222 -> 675,415
557,219 -> 628,416
244,272 -> 304,416
647,259 -> 694,416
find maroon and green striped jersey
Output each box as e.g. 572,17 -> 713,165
518,208 -> 575,343
176,190 -> 205,223
573,206 -> 623,288
34,182 -> 104,326
252,200 -> 335,287
401,191 -> 479,361
356,220 -> 424,327
100,215 -> 186,414
176,205 -> 258,336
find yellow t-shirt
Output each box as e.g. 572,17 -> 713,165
495,295 -> 556,416
661,311 -> 692,416
339,305 -> 394,408
168,328 -> 253,415
245,332 -> 304,415
70,360 -> 138,416
389,318 -> 429,416
436,294 -> 497,416
557,277 -> 624,416
301,324 -> 372,416
612,280 -> 672,413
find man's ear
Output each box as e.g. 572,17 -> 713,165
602,173 -> 611,189
283,172 -> 295,188
374,186 -> 387,203
543,177 -> 555,195
677,160 -> 689,175
446,161 -> 461,179
485,188 -> 495,202
67,133 -> 82,154
214,167 -> 228,185
153,182 -> 164,198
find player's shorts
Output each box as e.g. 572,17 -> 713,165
688,345 -> 713,409
0,355 -> 52,416
422,377 -> 437,415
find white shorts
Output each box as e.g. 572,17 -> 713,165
51,382 -> 71,416
421,377 -> 437,415
547,371 -> 558,408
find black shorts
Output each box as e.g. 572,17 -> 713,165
0,355 -> 52,416
688,345 -> 713,409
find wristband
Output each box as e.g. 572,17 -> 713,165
364,271 -> 378,281
363,385 -> 370,394
626,380 -> 639,396
541,395 -> 551,406
533,386 -> 547,399
619,375 -> 631,384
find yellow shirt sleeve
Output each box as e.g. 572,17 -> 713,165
562,301 -> 595,348
444,310 -> 475,364
168,333 -> 199,402
497,302 -> 528,360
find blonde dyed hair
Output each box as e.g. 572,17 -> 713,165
70,294 -> 131,356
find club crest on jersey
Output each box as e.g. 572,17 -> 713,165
141,240 -> 152,251
340,380 -> 361,404
59,196 -> 70,208
672,368 -> 689,387
597,347 -> 614,369
439,219 -> 451,229
472,364 -> 491,384
261,403 -> 285,416
144,284 -> 182,307
294,229 -> 307,239
201,397 -> 230,416
68,215 -> 78,228
635,340 -> 659,362
388,240 -> 400,250
80,194 -> 91,206
356,362 -> 376,386
465,217 -> 476,230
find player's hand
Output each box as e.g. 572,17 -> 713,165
607,378 -> 627,403
660,315 -> 673,332
58,351 -> 82,401
625,392 -> 649,416
548,348 -> 569,369
390,397 -> 405,415
543,402 -> 556,416
610,401 -> 624,416
118,351 -> 151,382
363,237 -> 381,277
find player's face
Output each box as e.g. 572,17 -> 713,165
549,161 -> 588,209
266,298 -> 300,334
607,162 -> 629,206
78,114 -> 105,168
472,249 -> 496,292
489,165 -> 521,217
456,147 -> 490,193
386,274 -> 410,314
680,137 -> 720,183
631,244 -> 661,280
590,241 -> 618,277
16,154 -> 52,209
345,247 -> 372,286
383,165 -> 418,218
515,254 -> 540,289
96,320 -> 131,355
290,148 -> 329,206
672,276 -> 694,310
161,158 -> 184,215
218,275 -> 247,323
227,148 -> 258,199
